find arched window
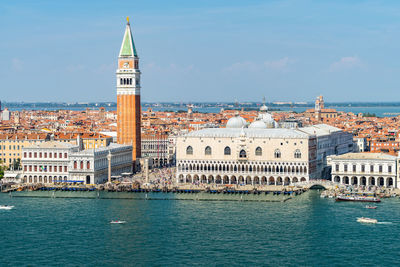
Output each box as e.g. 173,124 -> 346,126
239,149 -> 247,158
74,161 -> 77,169
255,147 -> 262,156
87,161 -> 90,169
205,146 -> 212,155
274,149 -> 281,159
120,78 -> 123,85
80,161 -> 83,169
186,146 -> 193,155
224,146 -> 231,155
294,149 -> 301,159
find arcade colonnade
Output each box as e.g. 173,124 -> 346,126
332,175 -> 395,188
176,160 -> 309,185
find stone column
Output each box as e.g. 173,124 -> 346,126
107,152 -> 112,183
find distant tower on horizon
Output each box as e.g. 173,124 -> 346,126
116,17 -> 141,165
315,95 -> 324,121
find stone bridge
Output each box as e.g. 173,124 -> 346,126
293,179 -> 341,190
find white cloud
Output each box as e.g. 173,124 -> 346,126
264,57 -> 291,70
329,56 -> 362,71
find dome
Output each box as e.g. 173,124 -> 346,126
226,114 -> 246,128
249,120 -> 267,129
260,104 -> 268,112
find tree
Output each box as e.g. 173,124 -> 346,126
0,160 -> 4,179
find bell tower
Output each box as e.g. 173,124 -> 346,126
117,17 -> 141,163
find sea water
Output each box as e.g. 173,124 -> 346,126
0,191 -> 399,266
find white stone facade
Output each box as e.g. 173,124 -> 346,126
21,142 -> 132,184
328,153 -> 398,188
69,143 -> 132,184
21,141 -> 78,184
176,128 -> 318,185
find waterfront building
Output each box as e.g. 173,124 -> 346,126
116,17 -> 141,165
299,124 -> 354,178
176,125 -> 317,185
175,106 -> 353,185
68,143 -> 132,184
21,139 -> 132,184
328,152 -> 398,188
21,141 -> 76,184
141,134 -> 171,168
0,133 -> 49,167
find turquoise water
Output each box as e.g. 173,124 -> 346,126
0,191 -> 399,266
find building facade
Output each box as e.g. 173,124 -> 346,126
141,134 -> 171,168
69,143 -> 132,184
0,133 -> 49,167
116,17 -> 141,163
21,141 -> 132,184
328,153 -> 398,188
176,127 -> 318,185
176,110 -> 353,186
21,141 -> 78,184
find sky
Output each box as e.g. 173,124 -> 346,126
1,0 -> 400,103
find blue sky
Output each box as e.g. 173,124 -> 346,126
1,0 -> 400,102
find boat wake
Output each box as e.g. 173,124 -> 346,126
377,222 -> 393,225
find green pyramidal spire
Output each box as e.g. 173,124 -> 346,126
119,17 -> 138,57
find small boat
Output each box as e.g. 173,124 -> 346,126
336,195 -> 381,203
357,217 -> 378,224
366,205 -> 377,209
0,205 -> 14,210
110,220 -> 126,224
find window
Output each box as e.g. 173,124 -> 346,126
274,149 -> 281,159
87,161 -> 90,169
224,146 -> 231,155
80,161 -> 83,169
379,165 -> 383,173
54,153 -> 57,158
389,166 -> 392,173
186,146 -> 193,155
59,166 -> 62,172
335,164 -> 339,172
64,153 -> 67,158
64,166 -> 67,172
59,153 -> 62,158
74,161 -> 77,169
49,153 -> 52,158
370,165 -> 374,172
34,152 -> 37,158
44,153 -> 47,158
239,149 -> 247,158
29,152 -> 32,158
353,165 -> 356,172
294,149 -> 301,159
39,152 -> 42,158
255,147 -> 262,156
361,165 -> 365,172
205,146 -> 212,155
24,152 -> 27,158
344,164 -> 348,172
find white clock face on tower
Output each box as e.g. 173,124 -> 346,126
123,62 -> 129,68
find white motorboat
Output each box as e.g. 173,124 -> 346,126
357,217 -> 378,224
0,205 -> 14,210
110,220 -> 126,224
